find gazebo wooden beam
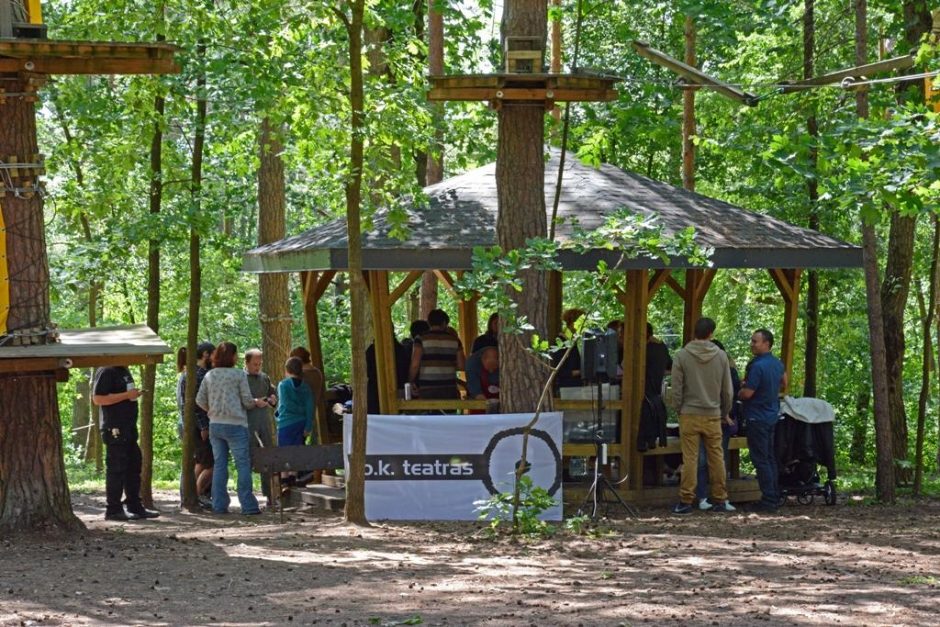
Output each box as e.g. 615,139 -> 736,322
389,270 -> 423,304
621,269 -> 649,491
647,269 -> 672,303
300,271 -> 331,441
367,270 -> 399,414
681,268 -> 716,344
547,271 -> 563,345
455,271 -> 479,356
433,269 -> 457,295
768,268 -> 801,391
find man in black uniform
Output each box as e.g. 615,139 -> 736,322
92,365 -> 160,521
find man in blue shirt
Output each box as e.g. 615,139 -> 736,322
739,328 -> 787,512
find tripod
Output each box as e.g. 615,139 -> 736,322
576,378 -> 639,519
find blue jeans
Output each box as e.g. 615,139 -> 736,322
696,429 -> 731,502
746,419 -> 779,505
209,423 -> 260,514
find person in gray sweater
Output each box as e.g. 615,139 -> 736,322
196,341 -> 268,515
668,317 -> 734,515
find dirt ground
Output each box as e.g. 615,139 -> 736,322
2,490 -> 939,627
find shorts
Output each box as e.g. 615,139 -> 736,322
278,421 -> 306,447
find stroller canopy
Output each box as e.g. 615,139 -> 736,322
781,396 -> 835,424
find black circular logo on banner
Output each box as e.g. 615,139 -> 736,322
480,427 -> 563,497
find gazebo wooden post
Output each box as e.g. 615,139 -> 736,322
367,270 -> 399,414
454,271 -> 479,356
547,270 -> 563,344
621,269 -> 649,491
301,270 -> 335,440
680,268 -> 716,344
769,268 -> 801,391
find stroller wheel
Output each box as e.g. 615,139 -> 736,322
797,493 -> 814,505
824,481 -> 837,506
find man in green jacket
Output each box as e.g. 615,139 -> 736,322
669,317 -> 734,514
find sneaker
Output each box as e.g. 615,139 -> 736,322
671,502 -> 693,515
197,495 -> 213,510
698,498 -> 712,511
709,501 -> 736,512
127,508 -> 160,520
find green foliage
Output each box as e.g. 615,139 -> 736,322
474,475 -> 556,538
563,514 -> 591,535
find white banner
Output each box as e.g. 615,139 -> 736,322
343,412 -> 563,521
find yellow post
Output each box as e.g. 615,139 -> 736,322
27,0 -> 43,24
769,268 -> 801,393
927,75 -> 939,113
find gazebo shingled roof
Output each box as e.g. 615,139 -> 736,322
243,150 -> 861,273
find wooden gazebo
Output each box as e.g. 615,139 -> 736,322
243,151 -> 862,505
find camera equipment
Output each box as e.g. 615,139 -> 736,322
576,329 -> 639,519
580,328 -> 619,381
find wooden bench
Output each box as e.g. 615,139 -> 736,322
642,436 -> 749,484
251,444 -> 344,519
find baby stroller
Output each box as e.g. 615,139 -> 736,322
774,396 -> 837,506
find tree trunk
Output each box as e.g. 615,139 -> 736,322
420,0 -> 445,319
53,109 -> 103,468
139,70 -> 166,509
681,16 -> 695,192
856,0 -> 894,502
803,0 -> 820,398
72,376 -> 90,449
181,41 -> 208,511
258,116 -> 291,378
0,75 -> 82,533
881,212 -> 916,471
913,214 -> 939,494
496,1 -> 549,414
344,0 -> 370,526
850,383 -> 870,465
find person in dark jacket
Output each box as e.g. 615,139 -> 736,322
637,323 -> 672,452
471,313 -> 499,354
93,366 -> 159,521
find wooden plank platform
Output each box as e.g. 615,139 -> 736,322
0,323 -> 171,372
562,477 -> 762,512
642,435 -> 749,456
428,72 -> 619,104
0,39 -> 179,74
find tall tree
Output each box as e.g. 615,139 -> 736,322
913,214 -> 939,494
419,0 -> 445,318
139,18 -> 168,509
880,0 -> 934,475
339,0 -> 370,526
181,39 -> 209,512
681,16 -> 695,192
0,75 -> 82,532
257,116 -> 291,384
856,0 -> 895,502
802,0 -> 821,398
496,0 -> 549,413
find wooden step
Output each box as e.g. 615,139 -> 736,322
320,473 -> 345,489
287,484 -> 346,512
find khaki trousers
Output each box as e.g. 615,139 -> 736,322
678,413 -> 728,504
